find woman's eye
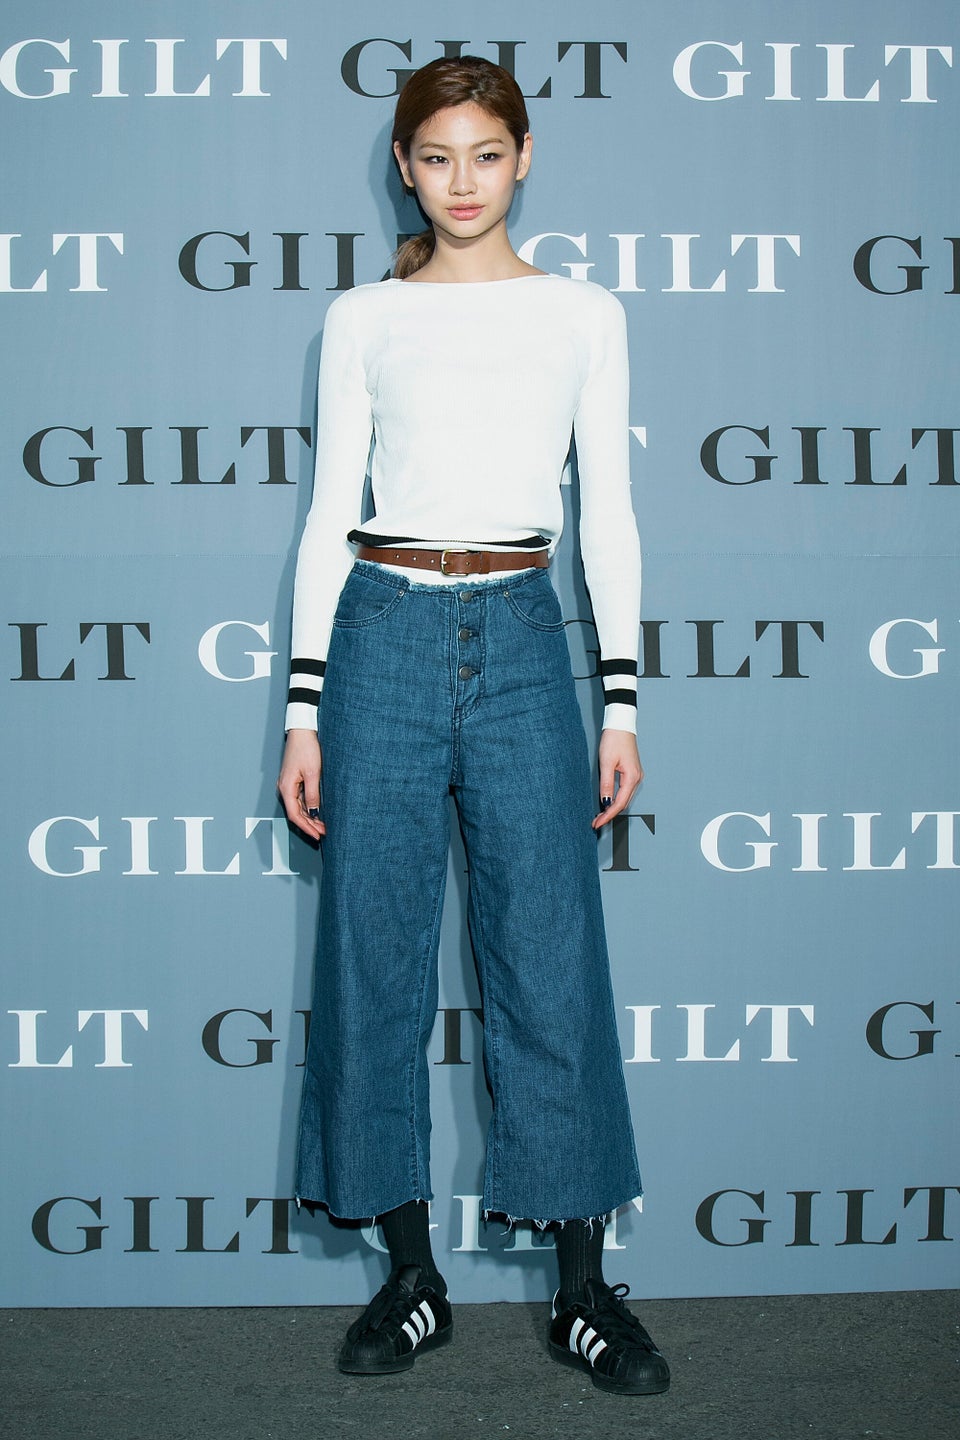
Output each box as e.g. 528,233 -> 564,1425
478,152 -> 503,163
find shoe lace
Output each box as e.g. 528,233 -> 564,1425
359,1277 -> 421,1334
590,1283 -> 657,1353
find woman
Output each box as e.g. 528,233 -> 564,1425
277,55 -> 669,1397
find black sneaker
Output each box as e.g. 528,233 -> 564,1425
548,1278 -> 670,1395
338,1264 -> 453,1375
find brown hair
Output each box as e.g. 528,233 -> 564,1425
391,56 -> 530,280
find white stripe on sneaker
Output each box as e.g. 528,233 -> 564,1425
568,1320 -> 609,1367
579,1324 -> 600,1358
585,1334 -> 608,1363
400,1297 -> 439,1350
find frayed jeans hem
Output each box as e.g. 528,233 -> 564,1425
295,1192 -> 433,1223
482,1193 -> 643,1232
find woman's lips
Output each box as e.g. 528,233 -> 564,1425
448,206 -> 483,220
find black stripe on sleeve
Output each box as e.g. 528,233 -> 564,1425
600,658 -> 638,677
290,658 -> 326,677
601,688 -> 638,707
287,686 -> 321,706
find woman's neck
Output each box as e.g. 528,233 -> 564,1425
407,230 -> 544,285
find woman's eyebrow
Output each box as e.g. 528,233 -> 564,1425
415,138 -> 507,151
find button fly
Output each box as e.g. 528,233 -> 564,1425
458,627 -> 472,641
460,591 -> 474,602
458,665 -> 475,680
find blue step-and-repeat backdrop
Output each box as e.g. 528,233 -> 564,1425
3,1 -> 958,1306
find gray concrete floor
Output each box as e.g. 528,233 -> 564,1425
4,1291 -> 958,1440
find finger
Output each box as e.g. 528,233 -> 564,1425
593,759 -> 642,829
593,787 -> 625,828
303,796 -> 325,837
288,802 -> 325,840
278,770 -> 324,840
593,762 -> 619,829
303,771 -> 321,815
598,754 -> 617,807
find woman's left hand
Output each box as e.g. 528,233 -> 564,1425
592,728 -> 644,830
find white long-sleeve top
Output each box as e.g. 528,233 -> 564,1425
285,273 -> 642,733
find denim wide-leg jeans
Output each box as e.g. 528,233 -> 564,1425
296,560 -> 641,1222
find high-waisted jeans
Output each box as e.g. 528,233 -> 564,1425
296,560 -> 641,1222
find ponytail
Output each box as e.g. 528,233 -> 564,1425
393,229 -> 436,280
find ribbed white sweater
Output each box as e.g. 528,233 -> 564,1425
286,274 -> 641,733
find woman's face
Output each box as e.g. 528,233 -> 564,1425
394,101 -> 532,249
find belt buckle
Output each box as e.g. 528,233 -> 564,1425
440,548 -> 474,576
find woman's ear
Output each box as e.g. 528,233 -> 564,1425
393,140 -> 415,191
515,132 -> 533,183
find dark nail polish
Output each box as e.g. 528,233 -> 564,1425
600,796 -> 613,811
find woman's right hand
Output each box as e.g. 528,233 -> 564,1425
277,728 -> 325,840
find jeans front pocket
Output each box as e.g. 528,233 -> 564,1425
502,577 -> 566,632
332,568 -> 406,629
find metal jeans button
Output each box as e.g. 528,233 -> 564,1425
458,627 -> 472,641
458,665 -> 475,680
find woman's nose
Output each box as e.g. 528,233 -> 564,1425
449,162 -> 477,195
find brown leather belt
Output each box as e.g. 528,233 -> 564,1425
356,545 -> 549,577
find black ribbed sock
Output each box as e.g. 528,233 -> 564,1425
554,1217 -> 606,1308
379,1200 -> 447,1295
